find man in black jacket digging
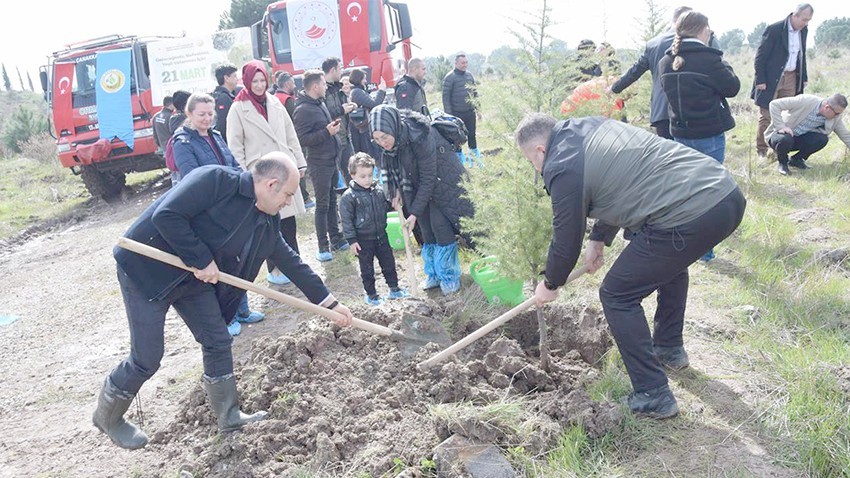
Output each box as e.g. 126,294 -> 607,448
516,113 -> 746,419
295,70 -> 350,261
94,156 -> 353,449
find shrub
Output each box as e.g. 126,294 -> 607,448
1,106 -> 48,153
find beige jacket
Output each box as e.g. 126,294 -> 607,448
766,94 -> 850,148
227,93 -> 307,218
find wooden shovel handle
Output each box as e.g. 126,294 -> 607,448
395,204 -> 420,297
117,237 -> 394,337
418,265 -> 590,370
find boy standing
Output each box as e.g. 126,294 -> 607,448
339,153 -> 409,305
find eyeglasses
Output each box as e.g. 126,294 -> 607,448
826,104 -> 845,114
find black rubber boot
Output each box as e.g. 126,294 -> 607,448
627,383 -> 680,419
655,345 -> 690,371
203,374 -> 268,432
92,378 -> 149,450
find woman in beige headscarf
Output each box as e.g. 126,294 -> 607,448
227,60 -> 307,285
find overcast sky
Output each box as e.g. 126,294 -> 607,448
1,0 -> 843,89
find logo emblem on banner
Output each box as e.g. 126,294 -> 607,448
100,69 -> 126,94
293,1 -> 338,48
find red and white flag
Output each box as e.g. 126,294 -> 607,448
339,0 -> 371,67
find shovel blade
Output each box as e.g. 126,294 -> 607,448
397,312 -> 451,358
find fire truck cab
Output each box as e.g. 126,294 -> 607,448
252,0 -> 413,87
39,35 -> 162,198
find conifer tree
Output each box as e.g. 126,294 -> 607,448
1,63 -> 11,91
463,0 -> 572,370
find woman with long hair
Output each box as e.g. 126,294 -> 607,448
659,10 -> 740,262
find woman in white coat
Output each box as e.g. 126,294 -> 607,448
227,60 -> 308,285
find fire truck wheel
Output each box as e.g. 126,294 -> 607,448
81,166 -> 126,199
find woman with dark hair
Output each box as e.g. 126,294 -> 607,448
659,10 -> 740,262
227,60 -> 309,283
348,68 -> 387,160
369,104 -> 472,295
171,92 -> 264,336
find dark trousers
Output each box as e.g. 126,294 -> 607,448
310,161 -> 343,251
110,267 -> 233,394
266,215 -> 299,271
651,119 -> 672,140
455,110 -> 477,150
419,202 -> 456,245
300,176 -> 310,202
337,137 -> 354,185
356,236 -> 399,296
767,132 -> 829,166
599,188 -> 746,393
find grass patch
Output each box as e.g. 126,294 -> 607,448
0,157 -> 87,239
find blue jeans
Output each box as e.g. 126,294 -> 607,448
674,133 -> 726,261
674,133 -> 725,164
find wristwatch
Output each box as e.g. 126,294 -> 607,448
543,279 -> 558,291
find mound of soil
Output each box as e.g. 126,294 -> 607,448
159,300 -> 620,477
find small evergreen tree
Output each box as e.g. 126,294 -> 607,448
426,55 -> 452,97
637,0 -> 668,43
815,17 -> 850,48
219,0 -> 267,30
719,29 -> 745,54
463,0 -> 573,370
748,22 -> 768,47
16,66 -> 24,91
1,63 -> 11,91
2,106 -> 48,153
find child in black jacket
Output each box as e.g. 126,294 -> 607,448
339,153 -> 409,305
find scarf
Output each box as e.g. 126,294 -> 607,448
370,105 -> 414,200
234,60 -> 268,120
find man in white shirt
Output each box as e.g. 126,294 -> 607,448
751,4 -> 813,158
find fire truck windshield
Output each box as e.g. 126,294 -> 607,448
68,54 -> 138,109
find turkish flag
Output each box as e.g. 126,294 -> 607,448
339,0 -> 371,67
52,62 -> 75,137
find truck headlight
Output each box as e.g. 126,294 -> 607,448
134,128 -> 154,139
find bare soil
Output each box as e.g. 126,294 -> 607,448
0,181 -> 809,478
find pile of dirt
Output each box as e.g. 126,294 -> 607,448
158,300 -> 620,477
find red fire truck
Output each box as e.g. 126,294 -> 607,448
252,0 -> 413,86
39,35 -> 161,198
40,0 -> 413,199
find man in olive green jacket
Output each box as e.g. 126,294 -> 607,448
516,113 -> 746,419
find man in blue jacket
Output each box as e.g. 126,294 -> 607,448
93,156 -> 353,450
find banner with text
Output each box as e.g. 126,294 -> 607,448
287,0 -> 344,71
96,48 -> 134,150
148,28 -> 253,107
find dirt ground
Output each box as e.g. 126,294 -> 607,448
0,179 -> 806,477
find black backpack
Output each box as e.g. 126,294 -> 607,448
430,111 -> 468,152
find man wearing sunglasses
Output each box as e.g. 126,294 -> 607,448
765,93 -> 849,175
